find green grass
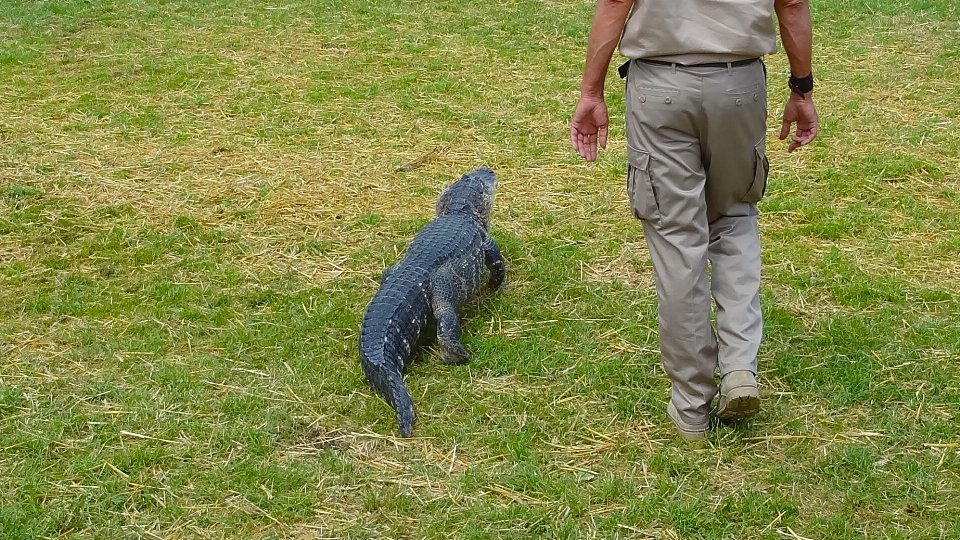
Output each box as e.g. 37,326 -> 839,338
2,0 -> 959,538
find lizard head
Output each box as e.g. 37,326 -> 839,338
435,166 -> 497,229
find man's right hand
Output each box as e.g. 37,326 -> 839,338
570,95 -> 609,162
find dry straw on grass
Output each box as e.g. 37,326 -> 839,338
2,2 -> 959,538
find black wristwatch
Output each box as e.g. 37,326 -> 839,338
788,73 -> 814,99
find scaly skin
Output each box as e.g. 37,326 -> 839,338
359,167 -> 505,437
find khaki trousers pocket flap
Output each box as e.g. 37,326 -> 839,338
743,142 -> 769,203
627,146 -> 660,221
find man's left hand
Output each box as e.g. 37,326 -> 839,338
779,92 -> 818,153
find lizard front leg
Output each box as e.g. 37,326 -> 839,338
484,238 -> 506,290
428,268 -> 471,365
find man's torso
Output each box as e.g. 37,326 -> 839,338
619,0 -> 777,63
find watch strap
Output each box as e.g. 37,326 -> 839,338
789,73 -> 814,98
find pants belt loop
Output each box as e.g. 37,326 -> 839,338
727,62 -> 733,76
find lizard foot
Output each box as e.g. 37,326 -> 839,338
440,342 -> 471,365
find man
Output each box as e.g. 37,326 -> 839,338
570,0 -> 819,440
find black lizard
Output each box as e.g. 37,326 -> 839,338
359,167 -> 505,437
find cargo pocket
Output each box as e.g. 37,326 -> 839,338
743,141 -> 769,203
626,146 -> 660,221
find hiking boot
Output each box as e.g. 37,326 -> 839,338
714,370 -> 760,422
667,401 -> 710,441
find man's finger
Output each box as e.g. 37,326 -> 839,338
574,129 -> 588,159
577,132 -> 590,161
779,120 -> 790,141
598,125 -> 608,149
584,133 -> 596,162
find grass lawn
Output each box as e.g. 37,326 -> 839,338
2,0 -> 959,538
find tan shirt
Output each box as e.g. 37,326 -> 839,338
619,0 -> 778,63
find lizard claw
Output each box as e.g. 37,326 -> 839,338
440,342 -> 471,365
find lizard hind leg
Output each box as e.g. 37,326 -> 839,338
438,324 -> 471,365
429,269 -> 472,365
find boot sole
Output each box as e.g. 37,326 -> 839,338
714,393 -> 760,422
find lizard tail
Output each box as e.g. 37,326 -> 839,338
360,356 -> 417,437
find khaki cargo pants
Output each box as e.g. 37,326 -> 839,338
624,59 -> 768,425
